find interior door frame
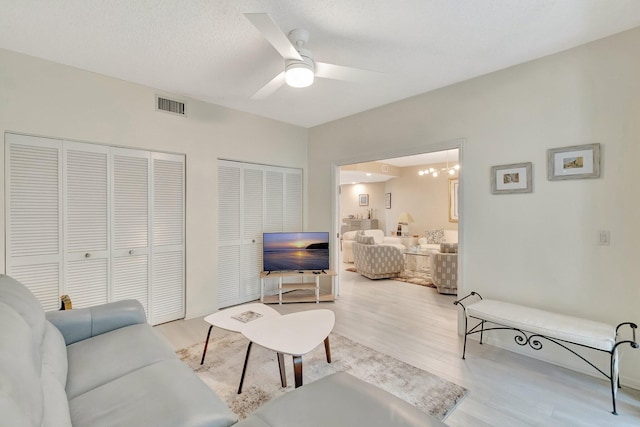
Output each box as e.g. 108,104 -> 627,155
331,138 -> 465,305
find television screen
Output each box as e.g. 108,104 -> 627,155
263,232 -> 330,272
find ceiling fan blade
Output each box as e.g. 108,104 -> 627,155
315,62 -> 384,84
251,71 -> 286,100
245,13 -> 302,61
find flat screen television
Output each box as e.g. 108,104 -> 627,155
263,232 -> 330,272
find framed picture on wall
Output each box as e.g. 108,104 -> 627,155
491,162 -> 533,194
359,194 -> 369,206
385,193 -> 391,209
448,178 -> 459,222
547,143 -> 600,181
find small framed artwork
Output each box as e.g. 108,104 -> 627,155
359,194 -> 369,206
448,178 -> 459,222
491,162 -> 533,194
547,143 -> 600,181
385,193 -> 391,209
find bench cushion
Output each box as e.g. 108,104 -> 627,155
467,299 -> 616,351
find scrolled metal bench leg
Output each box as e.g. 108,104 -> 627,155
610,362 -> 618,415
461,309 -> 469,359
454,292 -> 483,360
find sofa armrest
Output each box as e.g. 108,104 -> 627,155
382,236 -> 402,245
342,230 -> 359,241
45,299 -> 147,345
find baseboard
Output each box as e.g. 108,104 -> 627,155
466,334 -> 640,391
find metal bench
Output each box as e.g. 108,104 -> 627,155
454,292 -> 638,415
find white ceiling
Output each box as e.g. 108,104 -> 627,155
341,149 -> 459,185
381,150 -> 458,168
1,1 -> 640,128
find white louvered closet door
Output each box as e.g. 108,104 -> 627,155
63,142 -> 110,308
241,166 -> 264,301
111,148 -> 150,317
262,167 -> 302,295
217,161 -> 302,308
217,162 -> 265,306
284,171 -> 303,231
217,161 -> 266,307
150,153 -> 185,325
217,162 -> 242,307
5,134 -> 64,311
264,170 -> 284,232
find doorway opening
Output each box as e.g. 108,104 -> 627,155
334,142 -> 463,298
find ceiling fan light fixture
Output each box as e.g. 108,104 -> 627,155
285,57 -> 314,88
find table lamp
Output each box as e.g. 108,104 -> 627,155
397,212 -> 414,237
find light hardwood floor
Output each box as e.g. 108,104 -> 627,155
156,267 -> 640,426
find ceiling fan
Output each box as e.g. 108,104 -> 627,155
245,13 -> 382,99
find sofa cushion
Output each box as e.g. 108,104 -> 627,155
467,299 -> 616,351
235,372 -> 445,427
365,229 -> 385,243
68,359 -> 237,427
355,234 -> 375,245
65,323 -> 177,399
425,229 -> 445,244
46,300 -> 147,345
41,368 -> 72,427
0,301 -> 44,427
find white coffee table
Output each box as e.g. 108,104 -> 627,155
241,309 -> 335,388
200,303 -> 334,392
201,303 -> 280,363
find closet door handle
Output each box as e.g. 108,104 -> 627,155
85,253 -> 91,258
129,250 -> 134,255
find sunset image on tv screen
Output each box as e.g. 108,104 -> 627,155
263,232 -> 329,272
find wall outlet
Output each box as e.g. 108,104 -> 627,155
598,230 -> 610,246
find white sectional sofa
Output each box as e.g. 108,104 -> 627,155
342,229 -> 405,263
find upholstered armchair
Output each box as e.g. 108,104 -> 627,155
352,234 -> 404,279
342,229 -> 404,263
431,243 -> 458,295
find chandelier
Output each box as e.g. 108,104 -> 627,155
418,149 -> 460,177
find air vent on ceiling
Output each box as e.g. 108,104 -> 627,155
156,95 -> 186,116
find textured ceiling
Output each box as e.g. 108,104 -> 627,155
340,150 -> 460,184
2,1 -> 640,128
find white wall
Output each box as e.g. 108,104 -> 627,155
340,164 -> 458,237
384,163 -> 458,237
0,48 -> 308,319
308,28 -> 640,386
340,182 -> 386,230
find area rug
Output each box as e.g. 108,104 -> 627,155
394,269 -> 435,287
345,266 -> 434,287
177,332 -> 467,421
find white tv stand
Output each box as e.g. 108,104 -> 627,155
260,270 -> 337,304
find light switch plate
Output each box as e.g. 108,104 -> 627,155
598,230 -> 610,246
